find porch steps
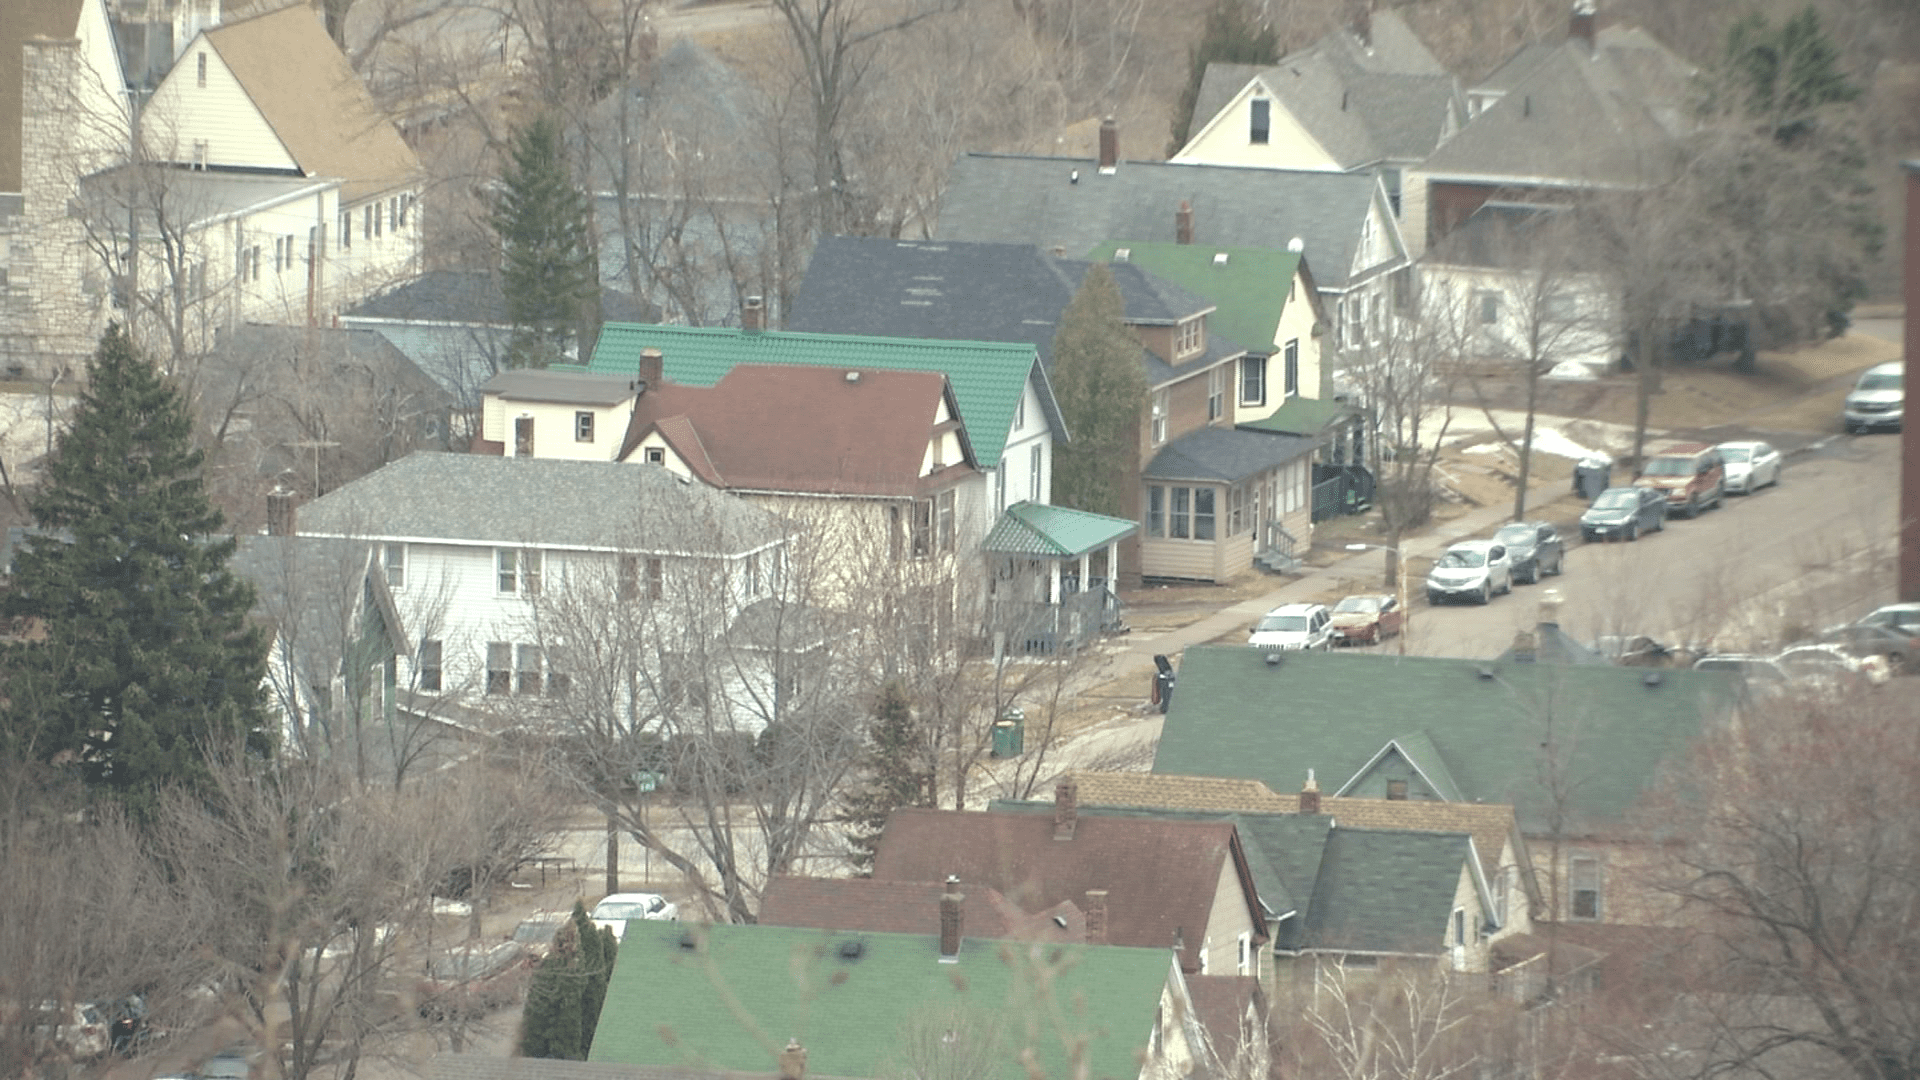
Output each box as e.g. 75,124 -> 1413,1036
1254,547 -> 1302,576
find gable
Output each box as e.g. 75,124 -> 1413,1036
145,34 -> 299,173
1177,76 -> 1342,170
1344,745 -> 1449,802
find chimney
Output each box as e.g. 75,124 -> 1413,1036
741,295 -> 765,332
637,347 -> 664,392
1351,0 -> 1372,47
779,1038 -> 808,1080
1175,200 -> 1194,245
1538,587 -> 1565,628
1085,889 -> 1109,945
266,488 -> 295,537
1097,116 -> 1118,172
1511,630 -> 1538,663
939,875 -> 964,960
1299,768 -> 1321,815
1054,776 -> 1078,840
1569,0 -> 1596,51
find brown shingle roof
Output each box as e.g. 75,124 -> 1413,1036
1,0 -> 86,193
757,876 -> 1086,943
203,5 -> 419,202
871,807 -> 1261,970
618,365 -> 974,496
1069,771 -> 1521,883
1184,975 -> 1271,1079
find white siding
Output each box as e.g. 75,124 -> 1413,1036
483,396 -> 633,460
1173,83 -> 1343,171
143,42 -> 299,172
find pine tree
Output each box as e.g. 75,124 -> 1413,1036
1049,265 -> 1148,518
0,325 -> 269,819
572,901 -> 612,1051
493,114 -> 597,367
520,917 -> 585,1059
1167,0 -> 1279,154
1723,5 -> 1859,144
839,681 -> 926,875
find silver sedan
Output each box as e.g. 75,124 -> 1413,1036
1716,440 -> 1782,494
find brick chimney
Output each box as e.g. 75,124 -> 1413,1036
266,488 -> 296,537
1351,0 -> 1372,47
779,1038 -> 807,1080
1175,200 -> 1194,245
1511,629 -> 1538,663
1569,0 -> 1596,51
637,347 -> 664,392
1054,776 -> 1079,840
741,295 -> 765,332
1085,889 -> 1109,944
1098,116 -> 1118,172
1299,769 -> 1321,814
1538,587 -> 1565,628
939,875 -> 964,960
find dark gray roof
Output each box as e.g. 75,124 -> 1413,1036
346,270 -> 657,325
1496,622 -> 1609,666
1190,63 -> 1273,149
1419,26 -> 1696,188
295,452 -> 786,555
581,39 -> 763,195
481,369 -> 639,406
1144,426 -> 1318,484
789,237 -> 1237,386
230,534 -> 405,658
934,155 -> 1394,291
427,1054 -> 795,1080
202,323 -> 450,415
1298,828 -> 1481,954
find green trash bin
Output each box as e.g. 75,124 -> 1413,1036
991,707 -> 1026,758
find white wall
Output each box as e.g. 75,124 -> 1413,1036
143,42 -> 299,173
1000,372 -> 1055,510
1173,83 -> 1342,171
1420,261 -> 1618,374
484,396 -> 634,460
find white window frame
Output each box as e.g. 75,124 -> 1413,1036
1207,365 -> 1226,421
497,548 -> 543,595
1249,97 -> 1271,145
1151,390 -> 1168,445
1029,444 -> 1043,503
1236,932 -> 1252,975
575,411 -> 595,442
1176,318 -> 1203,358
382,542 -> 406,590
1239,355 -> 1266,406
1284,339 -> 1300,398
416,639 -> 442,692
1570,856 -> 1602,921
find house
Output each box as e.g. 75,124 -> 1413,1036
1403,5 -> 1696,258
287,452 -> 788,715
789,237 -> 1317,583
589,918 -> 1195,1080
1172,7 -> 1464,222
870,783 -> 1270,978
933,133 -> 1413,357
1152,645 -> 1740,928
759,875 -> 1087,941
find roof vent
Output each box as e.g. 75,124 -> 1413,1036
1476,666 -> 1496,680
1114,247 -> 1131,262
838,939 -> 865,960
1287,237 -> 1305,253
845,371 -> 861,383
1212,252 -> 1229,267
676,473 -> 691,485
1070,169 -> 1080,184
1643,671 -> 1664,688
678,930 -> 698,950
1264,652 -> 1283,667
1052,914 -> 1069,928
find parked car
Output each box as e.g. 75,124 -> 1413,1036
416,941 -> 531,1019
1715,440 -> 1782,493
1248,602 -> 1335,650
1425,540 -> 1512,605
1580,486 -> 1667,542
510,910 -> 573,959
1328,595 -> 1402,645
1842,360 -> 1904,433
1633,442 -> 1725,518
1857,602 -> 1920,636
1776,644 -> 1889,686
1693,654 -> 1791,687
1493,522 -> 1565,584
591,892 -> 679,940
1811,623 -> 1917,674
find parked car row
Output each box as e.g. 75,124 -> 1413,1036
1425,522 -> 1567,607
1580,439 -> 1783,543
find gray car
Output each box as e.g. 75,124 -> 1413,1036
1580,486 -> 1666,542
1493,521 -> 1565,584
1842,361 -> 1903,433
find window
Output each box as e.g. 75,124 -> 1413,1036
498,548 -> 542,594
273,237 -> 284,273
1249,97 -> 1271,144
1284,339 -> 1300,397
644,446 -> 666,464
1479,290 -> 1501,325
249,245 -> 260,281
909,497 -> 937,558
1453,909 -> 1467,946
1545,291 -> 1577,322
1147,485 -> 1165,538
1570,857 -> 1602,920
338,211 -> 352,250
1159,486 -> 1216,541
996,468 -> 1007,512
382,542 -> 405,589
1013,389 -> 1025,432
1176,318 -> 1203,357
416,640 -> 442,692
1207,366 -> 1225,421
1236,932 -> 1252,975
374,202 -> 383,238
1386,778 -> 1408,800
1228,483 -> 1247,535
575,411 -> 594,442
646,557 -> 663,600
1029,444 -> 1043,502
486,642 -> 512,695
1345,297 -> 1363,346
1240,355 -> 1266,406
192,140 -> 207,169
937,490 -> 956,553
1150,390 -> 1168,445
514,416 -> 534,457
516,644 -> 543,695
1192,487 -> 1215,540
364,205 -> 374,241
1171,487 -> 1190,539
196,52 -> 207,87
547,646 -> 570,696
389,197 -> 398,232
1341,954 -> 1379,969
619,554 -> 639,600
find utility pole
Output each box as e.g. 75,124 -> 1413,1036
1901,161 -> 1920,602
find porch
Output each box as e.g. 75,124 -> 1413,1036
982,502 -> 1137,654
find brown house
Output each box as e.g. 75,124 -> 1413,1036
757,876 -> 1086,942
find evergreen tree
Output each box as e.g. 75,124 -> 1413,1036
572,901 -> 613,1051
0,325 -> 269,819
520,918 -> 585,1059
1048,265 -> 1148,518
839,681 -> 926,875
1167,0 -> 1278,155
1722,5 -> 1860,144
493,114 -> 597,367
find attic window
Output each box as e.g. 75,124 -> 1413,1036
1386,779 -> 1408,800
645,447 -> 666,465
1250,98 -> 1271,144
196,52 -> 207,88
575,411 -> 594,443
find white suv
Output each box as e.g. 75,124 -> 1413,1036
1248,603 -> 1334,650
1425,540 -> 1513,605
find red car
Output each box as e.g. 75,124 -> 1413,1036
1329,594 -> 1402,645
416,941 -> 532,1019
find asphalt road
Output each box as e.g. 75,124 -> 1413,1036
1407,432 -> 1902,659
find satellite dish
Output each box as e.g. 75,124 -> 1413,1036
1287,237 -> 1305,253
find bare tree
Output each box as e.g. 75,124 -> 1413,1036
1286,961 -> 1490,1080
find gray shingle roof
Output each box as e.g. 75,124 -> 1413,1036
294,452 -> 785,555
346,270 -> 657,324
481,369 -> 639,406
1144,426 -> 1318,484
934,155 -> 1393,291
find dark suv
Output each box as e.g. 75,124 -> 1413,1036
1493,522 -> 1565,584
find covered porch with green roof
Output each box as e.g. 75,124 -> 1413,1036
982,502 -> 1137,652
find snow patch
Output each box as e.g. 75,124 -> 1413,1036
1462,427 -> 1609,462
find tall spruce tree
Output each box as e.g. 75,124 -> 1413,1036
1167,0 -> 1279,154
493,114 -> 597,367
519,918 -> 585,1060
839,681 -> 926,875
1049,265 -> 1148,518
0,325 -> 269,819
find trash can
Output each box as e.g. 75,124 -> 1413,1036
991,707 -> 1025,758
1573,456 -> 1613,500
1150,654 -> 1176,714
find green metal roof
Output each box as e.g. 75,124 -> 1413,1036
1239,395 -> 1355,436
590,324 -> 1042,468
981,501 -> 1138,557
1154,646 -> 1739,836
1086,242 -> 1303,358
590,921 -> 1168,1080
